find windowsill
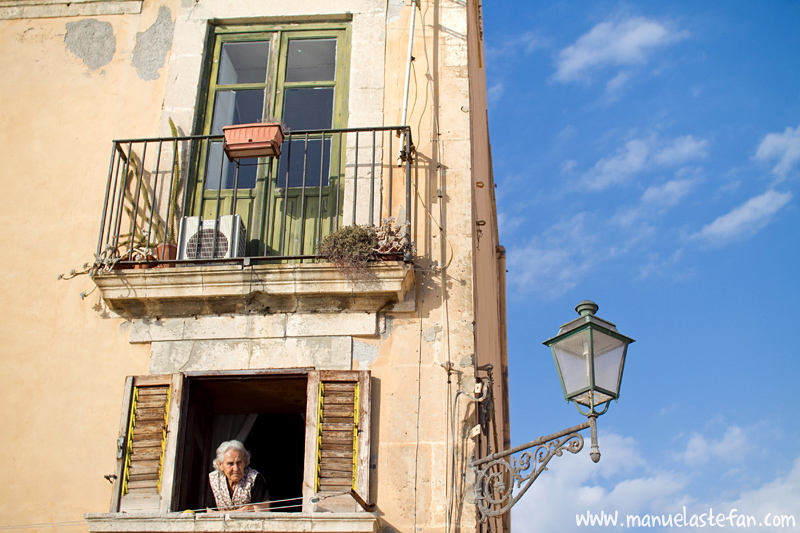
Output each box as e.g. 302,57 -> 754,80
85,511 -> 380,533
0,0 -> 142,19
92,261 -> 415,318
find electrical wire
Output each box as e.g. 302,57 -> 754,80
412,265 -> 425,532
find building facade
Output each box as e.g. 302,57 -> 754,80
0,0 -> 507,531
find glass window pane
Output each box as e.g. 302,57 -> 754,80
285,39 -> 336,82
217,41 -> 270,85
282,88 -> 333,130
277,138 -> 331,188
204,142 -> 258,190
211,90 -> 265,134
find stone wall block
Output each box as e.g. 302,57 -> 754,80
286,313 -> 377,337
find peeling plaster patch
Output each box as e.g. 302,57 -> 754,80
353,340 -> 379,367
131,5 -> 174,81
459,355 -> 473,367
422,324 -> 442,343
65,18 -> 115,71
387,0 -> 405,23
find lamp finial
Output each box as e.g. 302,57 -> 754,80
575,300 -> 598,317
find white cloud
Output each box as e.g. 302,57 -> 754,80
578,139 -> 650,190
754,124 -> 800,179
641,179 -> 695,206
655,135 -> 710,166
693,190 -> 792,244
554,17 -> 688,83
487,82 -> 505,105
486,31 -> 546,61
707,457 -> 800,530
508,423 -> 800,533
576,135 -> 708,191
676,426 -> 750,467
671,456 -> 800,532
605,71 -> 630,95
506,240 -> 582,299
638,249 -> 691,280
506,213 -> 604,298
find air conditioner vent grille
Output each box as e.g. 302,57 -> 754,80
186,228 -> 229,259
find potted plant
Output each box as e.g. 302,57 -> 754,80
223,120 -> 285,161
317,225 -> 378,280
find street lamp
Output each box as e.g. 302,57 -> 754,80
472,301 -> 634,521
545,300 -> 633,415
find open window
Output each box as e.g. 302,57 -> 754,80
109,369 -> 371,514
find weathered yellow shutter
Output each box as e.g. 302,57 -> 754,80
111,374 -> 182,513
315,379 -> 359,492
304,370 -> 371,512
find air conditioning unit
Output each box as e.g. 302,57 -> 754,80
177,215 -> 246,260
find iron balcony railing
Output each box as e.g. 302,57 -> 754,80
96,126 -> 414,268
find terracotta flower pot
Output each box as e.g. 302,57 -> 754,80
155,243 -> 178,268
223,123 -> 284,161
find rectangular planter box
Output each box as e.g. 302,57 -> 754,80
223,123 -> 284,160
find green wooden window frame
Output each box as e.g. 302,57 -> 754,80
187,22 -> 351,256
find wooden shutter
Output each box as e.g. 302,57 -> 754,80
303,370 -> 371,512
110,374 -> 183,513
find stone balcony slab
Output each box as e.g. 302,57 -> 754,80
85,512 -> 379,533
92,262 -> 414,318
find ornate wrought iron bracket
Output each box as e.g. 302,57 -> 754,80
471,415 -> 600,521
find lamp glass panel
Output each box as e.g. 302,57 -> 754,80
592,330 -> 627,395
552,329 -> 591,397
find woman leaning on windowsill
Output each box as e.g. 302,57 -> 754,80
206,440 -> 270,512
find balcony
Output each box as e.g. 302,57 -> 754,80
91,126 -> 416,318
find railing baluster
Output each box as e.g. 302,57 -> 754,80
316,133 -> 325,253
279,136 -> 292,257
113,142 -> 133,260
388,130 -> 393,221
163,138 -> 178,251
212,142 -> 225,259
404,127 -> 412,260
146,140 -> 164,258
297,133 -> 309,258
129,141 -> 148,254
334,131 -> 343,232
97,142 -> 120,258
369,130 -> 376,226
352,131 -> 359,227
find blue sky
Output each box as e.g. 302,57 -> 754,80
483,2 -> 800,531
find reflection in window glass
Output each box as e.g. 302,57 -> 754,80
277,138 -> 332,188
217,41 -> 270,85
204,142 -> 258,190
285,39 -> 336,82
282,88 -> 333,130
211,90 -> 265,134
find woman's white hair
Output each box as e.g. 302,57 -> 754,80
212,440 -> 251,471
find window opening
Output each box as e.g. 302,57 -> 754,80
188,25 -> 349,258
174,375 -> 307,512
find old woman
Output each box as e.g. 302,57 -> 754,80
208,440 -> 269,511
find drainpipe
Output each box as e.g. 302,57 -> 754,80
399,0 -> 419,165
